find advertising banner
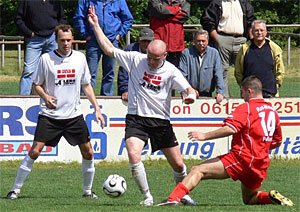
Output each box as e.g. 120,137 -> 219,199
0,97 -> 299,162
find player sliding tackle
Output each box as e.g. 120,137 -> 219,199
157,75 -> 294,207
88,6 -> 197,206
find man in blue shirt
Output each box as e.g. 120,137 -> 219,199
179,30 -> 225,103
74,0 -> 133,96
117,28 -> 155,101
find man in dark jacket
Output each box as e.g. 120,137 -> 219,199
117,28 -> 155,102
16,0 -> 66,95
200,0 -> 255,97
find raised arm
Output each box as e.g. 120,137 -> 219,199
87,6 -> 115,57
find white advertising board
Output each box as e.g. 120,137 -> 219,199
0,97 -> 299,162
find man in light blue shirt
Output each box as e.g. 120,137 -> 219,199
179,30 -> 225,103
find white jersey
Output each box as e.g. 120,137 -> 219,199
33,50 -> 91,119
114,48 -> 190,120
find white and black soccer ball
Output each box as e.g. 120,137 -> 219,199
103,174 -> 127,198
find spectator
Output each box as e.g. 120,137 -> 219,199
148,0 -> 190,67
200,0 -> 255,97
157,75 -> 294,207
87,6 -> 197,206
235,20 -> 285,98
179,30 -> 225,103
73,0 -> 133,96
118,28 -> 155,102
15,0 -> 66,95
7,24 -> 105,200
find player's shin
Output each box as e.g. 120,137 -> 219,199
168,182 -> 190,202
82,158 -> 95,195
12,154 -> 35,193
129,161 -> 152,199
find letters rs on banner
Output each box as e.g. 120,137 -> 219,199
0,97 -> 299,162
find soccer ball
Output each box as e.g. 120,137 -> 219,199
103,174 -> 127,198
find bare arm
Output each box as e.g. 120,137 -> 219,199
210,30 -> 218,42
87,6 -> 115,58
34,84 -> 57,109
82,83 -> 105,128
188,126 -> 235,141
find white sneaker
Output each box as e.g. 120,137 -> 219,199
181,194 -> 197,206
140,196 -> 154,206
156,200 -> 179,206
82,191 -> 98,199
7,191 -> 19,200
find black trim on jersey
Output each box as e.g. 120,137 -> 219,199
149,60 -> 165,71
157,59 -> 165,70
54,49 -> 73,58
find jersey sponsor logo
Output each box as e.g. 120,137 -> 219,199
55,69 -> 76,86
140,72 -> 161,91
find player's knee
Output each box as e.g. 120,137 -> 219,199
127,149 -> 141,162
190,165 -> 204,177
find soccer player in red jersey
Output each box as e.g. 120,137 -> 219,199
158,75 -> 294,207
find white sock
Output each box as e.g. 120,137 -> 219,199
82,158 -> 95,195
12,155 -> 35,193
129,161 -> 152,199
173,164 -> 187,184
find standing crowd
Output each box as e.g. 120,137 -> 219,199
8,0 -> 293,208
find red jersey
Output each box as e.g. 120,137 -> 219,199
224,98 -> 282,178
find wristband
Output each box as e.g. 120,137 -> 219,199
187,93 -> 196,101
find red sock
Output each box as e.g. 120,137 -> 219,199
257,192 -> 273,204
168,182 -> 190,202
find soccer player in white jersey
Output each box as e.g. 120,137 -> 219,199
7,24 -> 105,200
87,6 -> 197,206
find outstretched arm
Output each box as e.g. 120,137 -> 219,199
87,6 -> 115,58
188,126 -> 235,141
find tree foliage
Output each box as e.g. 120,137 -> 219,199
0,0 -> 299,47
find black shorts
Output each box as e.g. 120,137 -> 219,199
34,114 -> 90,147
125,114 -> 178,152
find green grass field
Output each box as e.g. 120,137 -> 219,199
1,159 -> 299,212
0,49 -> 299,96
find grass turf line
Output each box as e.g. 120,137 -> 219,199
1,159 -> 299,212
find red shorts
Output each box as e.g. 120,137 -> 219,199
218,152 -> 264,190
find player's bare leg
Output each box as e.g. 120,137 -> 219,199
241,184 -> 294,206
7,141 -> 45,199
126,137 -> 153,206
157,157 -> 229,206
161,145 -> 197,205
79,141 -> 97,199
